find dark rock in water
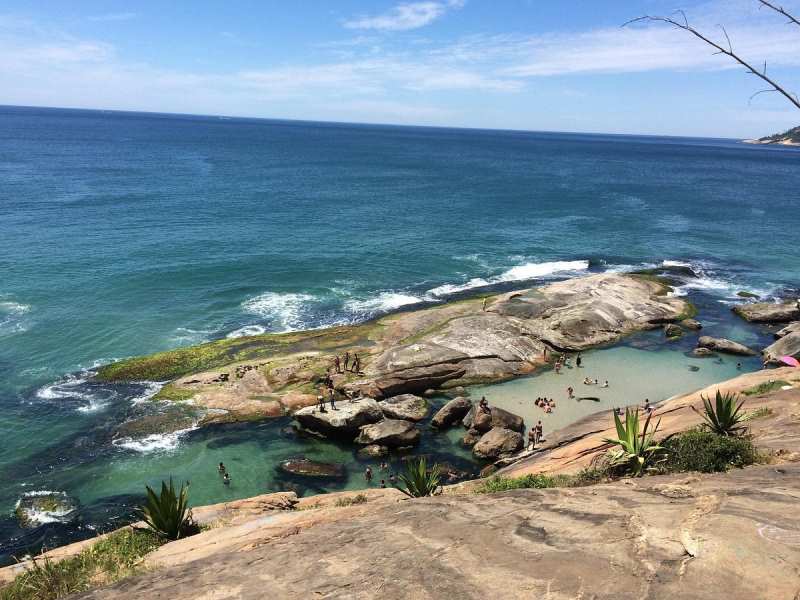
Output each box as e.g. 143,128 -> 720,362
681,318 -> 702,330
15,492 -> 79,528
736,291 -> 760,299
357,444 -> 389,458
356,419 -> 421,448
473,427 -> 523,460
688,365 -> 701,372
657,264 -> 699,278
697,336 -> 757,356
733,301 -> 800,323
664,323 -> 683,338
378,394 -> 429,422
692,348 -> 715,358
422,389 -> 437,398
113,407 -> 197,440
278,458 -> 346,480
464,406 -> 525,434
431,396 -> 472,429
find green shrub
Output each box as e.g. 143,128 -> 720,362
661,430 -> 759,473
141,479 -> 198,541
693,390 -> 746,436
604,408 -> 664,476
742,381 -> 789,396
396,457 -> 440,498
476,468 -> 605,494
334,494 -> 369,507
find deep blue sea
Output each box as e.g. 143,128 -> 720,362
0,105 -> 798,562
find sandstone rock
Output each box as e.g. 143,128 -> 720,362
473,427 -> 523,459
461,429 -> 482,447
697,336 -> 757,356
294,398 -> 383,439
377,394 -> 428,422
664,323 -> 683,338
775,321 -> 800,338
692,347 -> 715,357
763,331 -> 800,363
430,396 -> 472,429
356,419 -> 421,448
733,301 -> 800,323
472,410 -> 493,433
464,406 -> 525,434
278,458 -> 345,480
372,362 -> 467,398
444,386 -> 468,398
682,318 -> 703,330
357,444 -> 389,458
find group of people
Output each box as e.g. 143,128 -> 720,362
333,351 -> 361,375
582,377 -> 609,387
218,461 -> 231,486
553,352 -> 582,374
364,462 -> 398,489
612,398 -> 654,417
527,420 -> 544,449
534,397 -> 556,413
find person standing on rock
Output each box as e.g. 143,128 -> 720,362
351,354 -> 361,373
482,297 -> 488,312
535,421 -> 543,444
317,394 -> 327,413
334,355 -> 342,374
527,427 -> 537,450
329,388 -> 337,411
344,351 -> 351,371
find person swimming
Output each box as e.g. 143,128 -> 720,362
218,462 -> 226,474
223,473 -> 231,485
601,380 -> 609,388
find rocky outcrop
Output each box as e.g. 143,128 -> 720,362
463,405 -> 525,434
733,301 -> 800,323
472,427 -> 523,459
14,492 -> 78,528
775,322 -> 800,338
294,398 -> 383,439
697,336 -> 757,356
430,396 -> 472,429
356,419 -> 421,448
681,318 -> 702,330
763,331 -> 800,363
372,363 -> 467,398
664,323 -> 682,338
692,347 -> 714,357
278,458 -> 345,480
377,394 -> 429,422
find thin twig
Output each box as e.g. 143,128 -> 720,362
623,15 -> 800,111
758,0 -> 800,28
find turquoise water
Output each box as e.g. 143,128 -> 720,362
1,105 -> 798,562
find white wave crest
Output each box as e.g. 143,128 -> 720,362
241,292 -> 315,332
226,324 -> 267,339
130,381 -> 165,406
113,425 -> 197,453
0,299 -> 31,335
427,278 -> 490,297
15,491 -> 77,525
36,372 -> 115,413
345,292 -> 425,314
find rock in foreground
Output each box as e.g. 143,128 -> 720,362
472,427 -> 523,459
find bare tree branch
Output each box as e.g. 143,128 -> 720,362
623,14 -> 800,111
758,0 -> 800,28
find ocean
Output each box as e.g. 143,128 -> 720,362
0,105 -> 798,561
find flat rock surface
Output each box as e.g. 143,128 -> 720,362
294,398 -> 383,438
356,418 -> 421,447
79,464 -> 800,600
733,301 -> 800,323
377,394 -> 429,421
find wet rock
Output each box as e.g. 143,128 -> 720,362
278,458 -> 346,480
733,301 -> 800,323
356,419 -> 421,448
15,492 -> 78,528
444,386 -> 469,398
294,398 -> 383,439
681,318 -> 703,330
378,394 -> 429,422
692,348 -> 715,358
697,336 -> 757,356
461,429 -> 482,447
664,323 -> 683,338
431,396 -> 472,429
357,444 -> 389,458
422,389 -> 437,398
473,427 -> 523,460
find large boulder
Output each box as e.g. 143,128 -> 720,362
664,323 -> 683,338
294,398 -> 383,439
378,394 -> 429,422
431,396 -> 472,429
681,318 -> 702,330
372,363 -> 467,398
733,301 -> 800,323
697,336 -> 757,356
356,419 -> 421,448
278,458 -> 345,480
472,427 -> 523,460
775,322 -> 800,339
763,331 -> 800,364
463,406 -> 524,434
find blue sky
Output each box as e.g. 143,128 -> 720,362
1,0 -> 799,137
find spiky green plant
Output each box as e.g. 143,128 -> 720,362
140,479 -> 195,540
603,408 -> 664,476
396,457 -> 441,498
692,390 -> 747,436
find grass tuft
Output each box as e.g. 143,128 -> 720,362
333,494 -> 369,507
475,468 -> 606,494
742,380 -> 790,396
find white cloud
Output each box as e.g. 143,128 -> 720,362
87,12 -> 137,23
344,0 -> 464,31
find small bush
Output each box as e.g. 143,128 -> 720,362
744,406 -> 773,420
742,381 -> 789,396
141,479 -> 198,541
476,468 -> 606,494
661,430 -> 759,473
334,494 -> 369,507
396,457 -> 440,498
693,390 -> 747,437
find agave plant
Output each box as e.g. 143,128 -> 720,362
603,408 -> 664,476
692,390 -> 747,436
396,457 -> 441,498
140,478 -> 194,540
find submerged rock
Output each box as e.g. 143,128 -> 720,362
357,444 -> 389,458
697,336 -> 757,356
461,428 -> 482,447
378,394 -> 429,422
431,396 -> 472,429
733,301 -> 800,323
692,348 -> 715,358
294,398 -> 383,439
278,458 -> 346,480
681,318 -> 703,330
473,427 -> 523,460
15,492 -> 79,528
664,323 -> 683,338
356,419 -> 421,448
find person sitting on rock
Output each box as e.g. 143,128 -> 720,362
643,399 -> 652,413
479,396 -> 490,413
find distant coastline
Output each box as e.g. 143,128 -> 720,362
743,124 -> 800,147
